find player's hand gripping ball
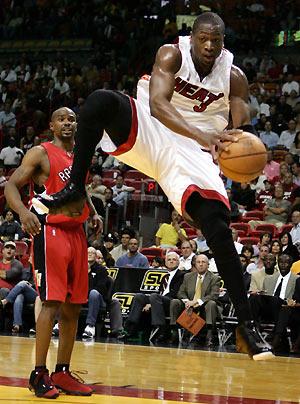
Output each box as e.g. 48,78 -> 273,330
218,132 -> 267,183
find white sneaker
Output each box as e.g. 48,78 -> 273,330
82,324 -> 95,338
52,323 -> 59,337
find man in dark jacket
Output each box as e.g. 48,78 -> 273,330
122,251 -> 185,339
82,247 -> 111,338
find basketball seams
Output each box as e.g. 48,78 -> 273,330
218,151 -> 267,160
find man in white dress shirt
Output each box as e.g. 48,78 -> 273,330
179,240 -> 195,271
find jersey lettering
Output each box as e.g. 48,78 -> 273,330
174,76 -> 224,112
58,165 -> 72,182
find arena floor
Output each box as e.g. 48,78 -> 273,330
0,334 -> 299,404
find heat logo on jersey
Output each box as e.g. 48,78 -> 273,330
174,77 -> 224,112
112,292 -> 135,315
140,270 -> 169,292
107,268 -> 119,280
58,165 -> 72,183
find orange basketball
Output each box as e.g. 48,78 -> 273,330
218,132 -> 267,183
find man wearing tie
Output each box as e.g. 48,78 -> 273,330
249,254 -> 298,327
122,252 -> 185,340
169,254 -> 222,346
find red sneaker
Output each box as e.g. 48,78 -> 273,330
29,369 -> 59,399
51,370 -> 93,396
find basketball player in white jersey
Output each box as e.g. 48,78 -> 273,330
32,13 -> 273,360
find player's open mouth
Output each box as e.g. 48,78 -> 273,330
203,55 -> 213,62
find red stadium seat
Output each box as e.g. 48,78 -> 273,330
124,179 -> 144,193
102,178 -> 115,187
15,241 -> 29,256
254,224 -> 277,237
239,237 -> 260,246
168,248 -> 181,255
145,255 -> 155,264
280,224 -> 293,233
188,234 -> 197,240
230,222 -> 251,236
181,221 -> 194,229
185,228 -> 197,237
140,248 -> 164,257
240,210 -> 265,222
102,169 -> 120,179
123,170 -> 150,181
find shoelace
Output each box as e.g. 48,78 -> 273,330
68,370 -> 89,384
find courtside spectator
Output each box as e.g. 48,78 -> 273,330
116,238 -> 149,268
178,240 -> 195,271
110,228 -> 132,262
250,252 -> 278,291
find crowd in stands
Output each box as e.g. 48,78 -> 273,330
1,0 -> 300,354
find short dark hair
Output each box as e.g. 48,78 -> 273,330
260,231 -> 272,242
241,244 -> 254,256
152,256 -> 164,266
192,12 -> 225,35
239,253 -> 249,264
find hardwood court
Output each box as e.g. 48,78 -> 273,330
0,335 -> 300,403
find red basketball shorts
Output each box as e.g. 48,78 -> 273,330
31,222 -> 88,304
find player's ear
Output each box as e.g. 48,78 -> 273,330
49,121 -> 54,131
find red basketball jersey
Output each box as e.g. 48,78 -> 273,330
31,141 -> 89,225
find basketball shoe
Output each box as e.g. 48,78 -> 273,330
51,370 -> 93,396
236,320 -> 274,361
29,369 -> 59,399
32,182 -> 86,217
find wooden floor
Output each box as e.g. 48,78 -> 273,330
0,335 -> 300,403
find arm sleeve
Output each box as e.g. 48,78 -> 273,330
5,259 -> 23,281
249,274 -> 258,291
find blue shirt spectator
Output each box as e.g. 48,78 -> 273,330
116,238 -> 149,268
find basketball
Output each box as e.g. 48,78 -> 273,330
218,132 -> 267,183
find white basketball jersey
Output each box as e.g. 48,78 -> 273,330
137,35 -> 233,132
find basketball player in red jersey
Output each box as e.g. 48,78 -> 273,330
5,107 -> 102,398
32,13 -> 273,360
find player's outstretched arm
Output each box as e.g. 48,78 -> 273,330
4,147 -> 47,236
150,45 -> 241,152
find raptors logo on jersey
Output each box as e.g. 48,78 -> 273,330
58,165 -> 72,182
174,77 -> 224,112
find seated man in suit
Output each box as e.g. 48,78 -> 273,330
250,253 -> 279,291
123,251 -> 185,340
169,254 -> 222,346
249,254 -> 298,328
272,276 -> 300,353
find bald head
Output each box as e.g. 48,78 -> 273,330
51,107 -> 75,122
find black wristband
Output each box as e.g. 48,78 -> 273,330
237,124 -> 258,136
